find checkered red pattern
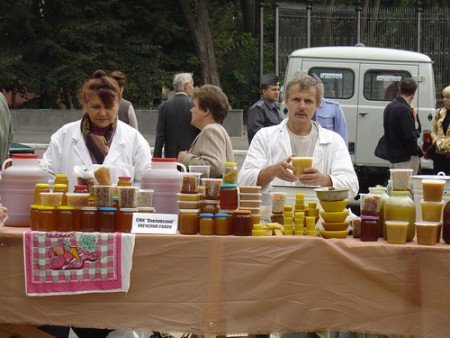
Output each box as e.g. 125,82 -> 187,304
24,231 -> 126,296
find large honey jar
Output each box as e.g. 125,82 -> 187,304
384,191 -> 416,242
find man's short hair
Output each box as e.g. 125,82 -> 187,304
173,73 -> 193,92
285,75 -> 324,104
399,78 -> 417,96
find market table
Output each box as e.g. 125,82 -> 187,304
1,226 -> 449,337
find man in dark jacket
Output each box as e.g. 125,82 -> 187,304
153,73 -> 200,158
383,78 -> 423,174
247,74 -> 281,144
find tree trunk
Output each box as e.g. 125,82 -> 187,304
368,0 -> 382,46
179,0 -> 220,86
241,0 -> 256,35
361,0 -> 369,45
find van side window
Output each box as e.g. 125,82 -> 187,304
308,68 -> 354,99
363,70 -> 411,101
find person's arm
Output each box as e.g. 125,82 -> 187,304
247,105 -> 266,144
431,108 -> 440,143
238,128 -> 295,189
325,135 -> 359,199
127,104 -> 139,130
334,104 -> 348,145
178,125 -> 229,178
399,107 -> 421,152
153,104 -> 166,158
257,157 -> 296,189
132,132 -> 152,181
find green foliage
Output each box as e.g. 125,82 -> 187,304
0,0 -> 200,108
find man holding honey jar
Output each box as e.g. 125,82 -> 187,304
238,75 -> 358,200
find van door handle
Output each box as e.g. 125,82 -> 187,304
359,112 -> 368,117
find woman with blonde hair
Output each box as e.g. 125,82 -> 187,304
431,85 -> 450,174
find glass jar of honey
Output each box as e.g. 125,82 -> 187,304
57,206 -> 75,232
232,209 -> 252,236
116,207 -> 138,233
178,209 -> 199,235
74,184 -> 88,193
368,186 -> 389,237
360,215 -> 379,242
37,205 -> 57,231
34,183 -> 50,205
201,200 -> 219,214
53,183 -> 68,206
223,161 -> 238,184
80,206 -> 98,232
30,205 -> 39,230
215,212 -> 231,235
219,183 -> 238,210
117,176 -> 132,187
199,213 -> 214,235
384,190 -> 416,242
97,207 -> 117,232
54,173 -> 69,187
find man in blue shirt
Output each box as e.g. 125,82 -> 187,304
315,97 -> 348,145
247,74 -> 281,144
311,74 -> 348,145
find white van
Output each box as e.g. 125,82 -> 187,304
283,46 -> 436,188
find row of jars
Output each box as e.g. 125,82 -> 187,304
30,205 -> 155,233
178,209 -> 261,236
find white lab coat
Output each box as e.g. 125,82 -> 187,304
40,120 -> 152,189
238,119 -> 359,199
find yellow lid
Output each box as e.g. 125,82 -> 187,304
232,209 -> 251,215
391,190 -> 410,195
53,184 -> 68,190
30,204 -> 38,209
36,183 -> 50,188
224,161 -> 237,167
55,173 -> 68,178
57,206 -> 75,210
36,205 -> 55,210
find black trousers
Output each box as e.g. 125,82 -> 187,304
433,153 -> 450,175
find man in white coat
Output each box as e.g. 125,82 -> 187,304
238,75 -> 359,200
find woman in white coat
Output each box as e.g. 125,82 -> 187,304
238,75 -> 358,200
40,70 -> 151,190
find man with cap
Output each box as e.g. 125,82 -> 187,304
312,74 -> 349,145
247,74 -> 281,144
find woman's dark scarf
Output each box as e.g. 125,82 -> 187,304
81,113 -> 117,164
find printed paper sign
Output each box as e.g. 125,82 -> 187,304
131,213 -> 178,234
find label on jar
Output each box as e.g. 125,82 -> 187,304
131,213 -> 178,234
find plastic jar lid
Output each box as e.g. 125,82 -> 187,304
57,206 -> 75,210
30,204 -> 38,209
224,161 -> 237,166
120,208 -> 138,212
138,207 -> 155,212
36,183 -> 50,188
118,176 -> 132,180
80,206 -> 98,211
98,207 -> 117,211
55,173 -> 68,178
74,184 -> 88,190
53,184 -> 68,189
36,205 -> 55,210
179,208 -> 200,213
203,200 -> 219,204
199,213 -> 214,218
11,154 -> 38,159
232,209 -> 251,215
361,215 -> 379,221
391,190 -> 410,196
220,183 -> 238,189
152,158 -> 177,162
215,212 -> 229,217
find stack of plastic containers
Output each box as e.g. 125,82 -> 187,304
384,169 -> 415,243
177,172 -> 202,235
415,179 -> 445,245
